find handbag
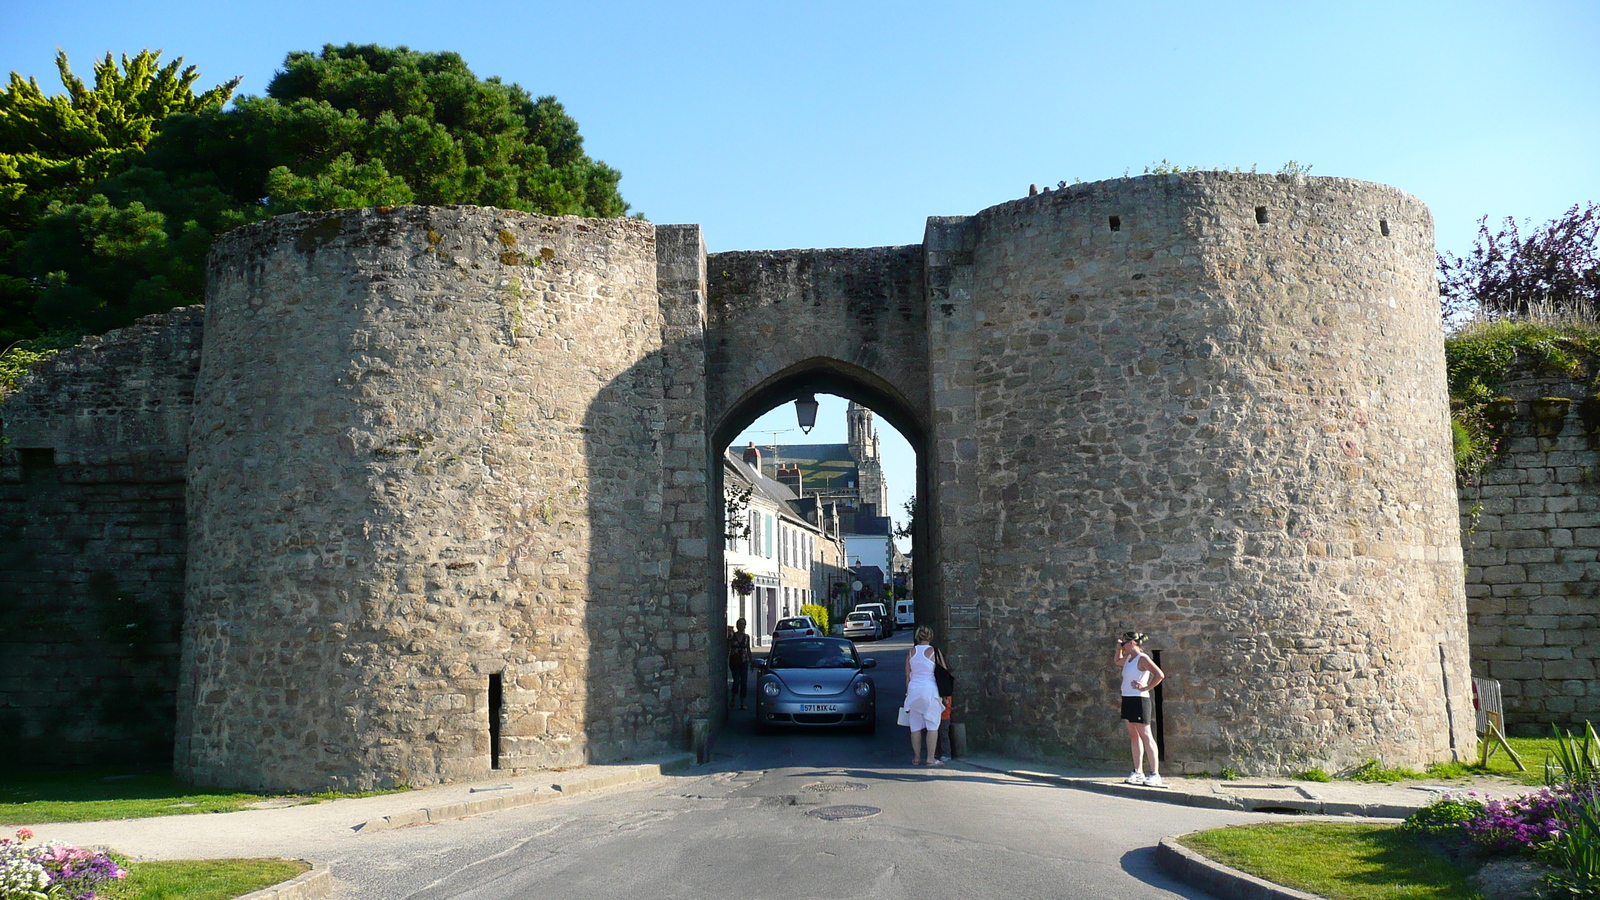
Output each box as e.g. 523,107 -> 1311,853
934,650 -> 955,698
897,706 -> 911,726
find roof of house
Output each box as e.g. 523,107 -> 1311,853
724,450 -> 815,528
765,443 -> 859,495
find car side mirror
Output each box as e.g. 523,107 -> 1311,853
754,659 -> 767,670
861,658 -> 876,668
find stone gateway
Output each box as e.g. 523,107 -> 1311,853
2,172 -> 1474,790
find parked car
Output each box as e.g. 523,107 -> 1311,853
840,611 -> 880,641
754,637 -> 877,734
772,615 -> 821,641
895,599 -> 914,628
853,602 -> 893,638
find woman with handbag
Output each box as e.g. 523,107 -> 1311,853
903,625 -> 949,766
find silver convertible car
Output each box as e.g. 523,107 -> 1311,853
754,637 -> 878,734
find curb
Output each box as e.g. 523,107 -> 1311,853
1156,836 -> 1325,900
961,760 -> 1414,818
236,858 -> 332,900
354,754 -> 695,832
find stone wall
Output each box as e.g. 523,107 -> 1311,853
180,207 -> 706,791
930,174 -> 1473,773
0,307 -> 202,764
3,171 -> 1483,785
1461,376 -> 1600,733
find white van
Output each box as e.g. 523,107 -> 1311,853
895,599 -> 914,628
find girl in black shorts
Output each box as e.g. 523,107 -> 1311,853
1115,631 -> 1165,786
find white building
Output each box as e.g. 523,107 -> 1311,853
724,450 -> 839,643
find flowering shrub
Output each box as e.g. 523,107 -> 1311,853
1460,787 -> 1572,854
1401,795 -> 1485,836
0,829 -> 124,900
1405,725 -> 1600,897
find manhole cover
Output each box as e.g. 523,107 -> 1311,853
807,804 -> 881,821
803,781 -> 869,793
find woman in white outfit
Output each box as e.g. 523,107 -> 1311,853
1115,631 -> 1165,786
904,625 -> 945,766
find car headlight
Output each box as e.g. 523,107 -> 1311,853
855,682 -> 872,696
762,682 -> 780,697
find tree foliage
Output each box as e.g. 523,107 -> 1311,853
893,496 -> 916,541
1439,203 -> 1600,320
0,50 -> 238,345
0,43 -> 632,351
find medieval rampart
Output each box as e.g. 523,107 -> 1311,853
179,207 -> 708,791
0,307 -> 201,764
1,172 -> 1487,788
925,174 -> 1473,772
1461,376 -> 1600,732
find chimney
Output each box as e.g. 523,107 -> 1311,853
776,464 -> 802,495
742,441 -> 761,471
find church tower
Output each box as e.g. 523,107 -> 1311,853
846,402 -> 887,514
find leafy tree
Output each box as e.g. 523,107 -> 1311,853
0,50 -> 239,232
1439,203 -> 1600,320
146,43 -> 631,219
893,496 -> 916,541
2,43 -> 633,348
0,50 -> 238,345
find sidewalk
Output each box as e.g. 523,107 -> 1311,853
960,753 -> 1537,819
13,755 -> 695,863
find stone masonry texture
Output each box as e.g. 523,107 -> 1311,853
1460,376 -> 1600,734
920,175 -> 1473,773
0,307 -> 201,764
1,172 -> 1484,788
179,207 -> 703,791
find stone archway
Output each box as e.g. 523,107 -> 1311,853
166,172 -> 1474,791
707,358 -> 935,712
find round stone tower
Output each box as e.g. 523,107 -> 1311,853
936,173 -> 1473,773
178,206 -> 692,791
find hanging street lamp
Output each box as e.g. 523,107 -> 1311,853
794,394 -> 819,434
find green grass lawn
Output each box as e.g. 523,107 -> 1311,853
100,858 -> 310,900
1180,822 -> 1482,900
1422,735 -> 1571,785
0,768 -> 407,824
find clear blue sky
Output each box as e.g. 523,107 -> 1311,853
9,0 -> 1596,539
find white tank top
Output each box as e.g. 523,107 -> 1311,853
1121,653 -> 1150,697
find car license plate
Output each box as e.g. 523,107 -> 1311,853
800,704 -> 838,712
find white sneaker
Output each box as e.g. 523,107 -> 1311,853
1143,774 -> 1165,787
1126,772 -> 1145,785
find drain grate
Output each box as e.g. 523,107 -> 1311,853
807,804 -> 882,821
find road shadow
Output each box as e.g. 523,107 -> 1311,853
1119,848 -> 1218,899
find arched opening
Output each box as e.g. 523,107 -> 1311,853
708,359 -> 934,744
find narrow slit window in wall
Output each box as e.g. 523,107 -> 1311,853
489,672 -> 503,770
1108,215 -> 1121,232
1255,206 -> 1269,225
1380,219 -> 1391,237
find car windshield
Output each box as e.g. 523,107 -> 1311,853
767,640 -> 860,669
775,618 -> 811,630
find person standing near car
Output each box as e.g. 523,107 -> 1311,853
1115,631 -> 1164,786
729,618 -> 752,710
904,625 -> 945,766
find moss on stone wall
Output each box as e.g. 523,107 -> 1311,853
1446,320 -> 1600,481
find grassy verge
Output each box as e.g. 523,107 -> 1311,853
0,769 -> 407,824
100,858 -> 310,900
1286,736 -> 1570,786
1430,735 -> 1569,785
1180,823 -> 1481,900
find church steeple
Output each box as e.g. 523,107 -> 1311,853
847,402 -> 878,463
845,401 -> 887,514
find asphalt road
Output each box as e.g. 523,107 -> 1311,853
316,631 -> 1266,899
